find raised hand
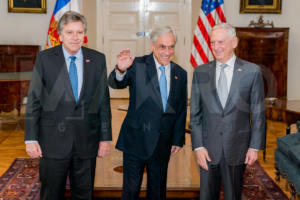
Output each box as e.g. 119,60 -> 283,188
116,49 -> 135,74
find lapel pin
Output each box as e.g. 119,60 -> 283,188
85,59 -> 91,63
174,76 -> 178,80
237,68 -> 242,72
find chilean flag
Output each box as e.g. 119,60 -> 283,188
46,0 -> 88,49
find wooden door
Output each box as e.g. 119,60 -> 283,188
97,0 -> 191,98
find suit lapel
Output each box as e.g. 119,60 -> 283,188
224,58 -> 243,111
78,47 -> 92,103
145,55 -> 164,110
165,62 -> 177,113
209,61 -> 223,110
54,46 -> 75,102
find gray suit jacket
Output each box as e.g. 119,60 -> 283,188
190,58 -> 265,166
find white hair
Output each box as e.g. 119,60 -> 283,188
211,23 -> 236,38
150,26 -> 177,44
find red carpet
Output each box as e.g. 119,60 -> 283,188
0,158 -> 288,200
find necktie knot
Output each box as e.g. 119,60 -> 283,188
70,56 -> 76,62
220,63 -> 228,71
159,66 -> 165,74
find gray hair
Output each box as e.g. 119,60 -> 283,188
58,11 -> 87,35
212,23 -> 236,38
150,26 -> 177,44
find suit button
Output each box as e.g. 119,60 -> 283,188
220,132 -> 223,136
221,113 -> 224,118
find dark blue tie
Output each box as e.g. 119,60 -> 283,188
159,66 -> 168,111
69,56 -> 78,102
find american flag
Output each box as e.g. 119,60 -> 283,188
190,0 -> 226,67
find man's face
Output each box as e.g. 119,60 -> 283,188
210,28 -> 238,63
59,21 -> 85,55
151,33 -> 175,66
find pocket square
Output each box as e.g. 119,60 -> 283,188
174,76 -> 178,80
85,59 -> 91,63
237,68 -> 242,72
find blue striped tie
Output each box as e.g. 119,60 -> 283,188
69,56 -> 78,102
159,66 -> 168,111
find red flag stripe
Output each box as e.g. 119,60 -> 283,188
193,35 -> 209,64
194,25 -> 213,61
197,17 -> 212,53
206,13 -> 216,28
216,6 -> 226,23
190,54 -> 198,68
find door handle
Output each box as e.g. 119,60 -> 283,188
136,31 -> 150,37
136,32 -> 145,37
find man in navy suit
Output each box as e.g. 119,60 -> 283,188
108,26 -> 187,200
25,11 -> 112,200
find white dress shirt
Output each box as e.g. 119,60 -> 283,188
62,45 -> 83,99
215,55 -> 236,93
153,55 -> 171,97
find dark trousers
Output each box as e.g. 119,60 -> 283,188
199,156 -> 246,200
39,152 -> 96,200
122,133 -> 172,200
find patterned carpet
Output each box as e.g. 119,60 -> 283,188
0,158 -> 288,200
0,158 -> 40,200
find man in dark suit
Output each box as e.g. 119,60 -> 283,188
25,11 -> 112,200
108,26 -> 187,200
190,23 -> 265,200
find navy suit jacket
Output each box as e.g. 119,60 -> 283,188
25,45 -> 112,159
108,53 -> 187,160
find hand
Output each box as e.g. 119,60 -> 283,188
26,142 -> 42,158
116,49 -> 135,74
171,146 -> 181,155
97,141 -> 110,158
244,148 -> 258,166
194,148 -> 211,171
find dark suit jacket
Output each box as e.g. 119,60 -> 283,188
108,53 -> 187,160
190,58 -> 265,166
25,45 -> 112,159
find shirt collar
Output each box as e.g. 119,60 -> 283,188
62,45 -> 83,61
153,54 -> 171,71
216,54 -> 236,69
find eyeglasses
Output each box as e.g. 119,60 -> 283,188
158,44 -> 175,51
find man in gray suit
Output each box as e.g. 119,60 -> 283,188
190,23 -> 265,200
